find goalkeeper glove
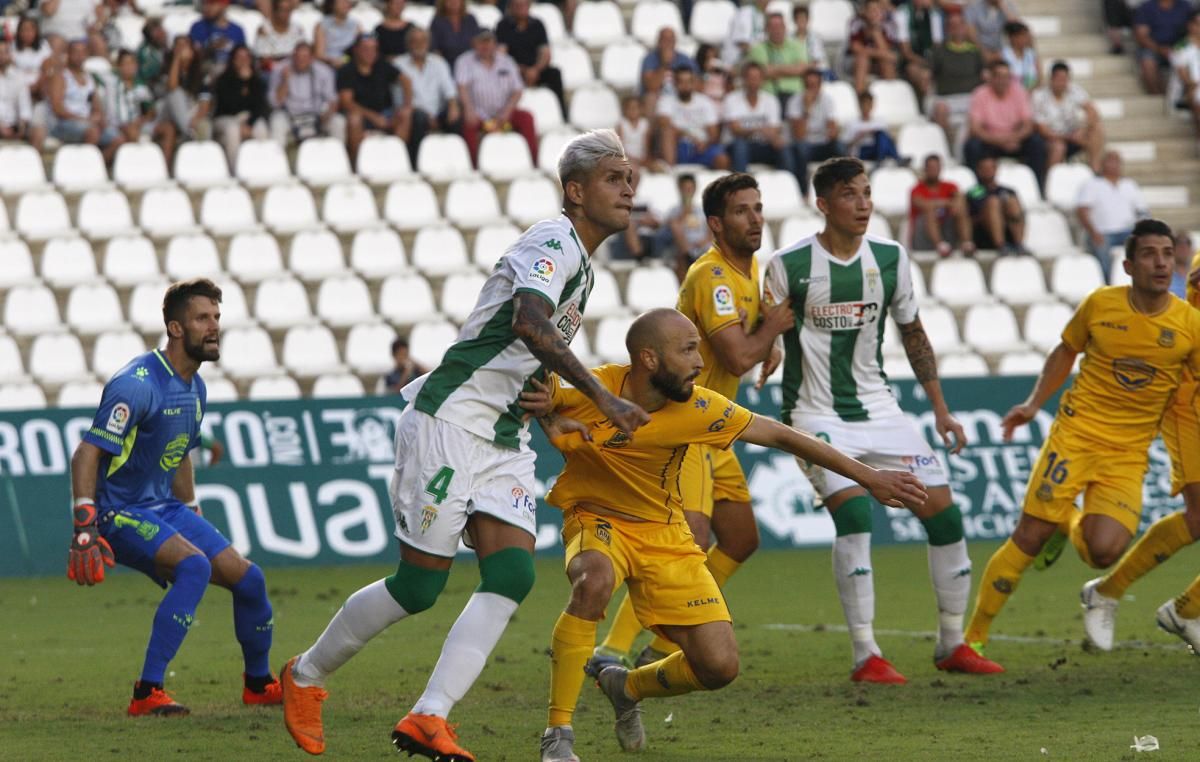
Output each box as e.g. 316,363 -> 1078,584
67,502 -> 115,586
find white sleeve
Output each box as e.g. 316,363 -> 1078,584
889,246 -> 919,325
893,8 -> 911,43
722,92 -> 744,122
764,255 -> 789,307
784,92 -> 801,120
509,229 -> 579,307
764,94 -> 782,125
730,8 -> 752,44
809,35 -> 827,67
702,96 -> 719,126
1076,179 -> 1096,209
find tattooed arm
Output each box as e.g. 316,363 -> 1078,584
511,293 -> 650,435
898,316 -> 967,454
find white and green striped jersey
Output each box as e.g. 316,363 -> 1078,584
764,233 -> 918,424
403,215 -> 593,450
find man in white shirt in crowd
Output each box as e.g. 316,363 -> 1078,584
724,0 -> 769,67
724,61 -> 796,180
456,28 -> 537,167
398,25 -> 460,166
1076,150 -> 1148,282
269,41 -> 343,146
786,67 -> 844,193
1032,60 -> 1103,172
0,40 -> 32,140
657,65 -> 729,168
1170,13 -> 1200,140
256,0 -> 307,73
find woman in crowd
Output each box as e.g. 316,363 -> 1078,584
375,0 -> 413,59
429,0 -> 479,67
212,44 -> 270,166
313,0 -> 362,67
164,34 -> 213,141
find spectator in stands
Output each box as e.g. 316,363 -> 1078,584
1103,0 -> 1133,55
1001,21 -> 1040,91
38,0 -> 95,52
314,0 -> 362,68
929,12 -> 984,148
641,27 -> 696,110
847,0 -> 901,95
212,44 -> 270,166
786,68 -> 844,192
380,337 -> 428,394
1172,14 -> 1200,139
1033,60 -> 1104,172
792,6 -> 828,72
1134,0 -> 1192,95
609,171 -> 663,263
964,59 -> 1047,191
398,25 -> 460,167
102,49 -> 177,163
617,94 -> 653,170
339,34 -> 413,162
164,35 -> 213,141
667,173 -> 713,280
843,89 -> 903,163
137,18 -> 169,96
86,0 -> 125,59
29,39 -> 118,154
724,61 -> 796,179
694,43 -> 730,101
430,0 -> 480,68
497,0 -> 564,118
1077,150 -> 1148,281
749,12 -> 811,112
13,17 -> 52,100
656,64 -> 729,169
456,28 -> 537,165
725,0 -> 769,67
269,42 -> 343,147
963,0 -> 1019,62
894,0 -> 944,103
0,40 -> 31,141
376,0 -> 413,59
256,0 -> 306,72
910,154 -> 974,256
966,155 -> 1027,255
1170,231 -> 1194,298
190,0 -> 247,72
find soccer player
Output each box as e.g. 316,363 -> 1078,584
67,278 -> 280,716
965,219 -> 1200,664
1079,238 -> 1200,650
591,172 -> 796,669
764,157 -> 1001,683
280,129 -> 650,760
533,309 -> 928,761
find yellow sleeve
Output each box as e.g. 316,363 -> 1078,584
1060,291 -> 1095,353
686,389 -> 756,450
1188,310 -> 1200,376
1188,251 -> 1200,309
688,266 -> 742,337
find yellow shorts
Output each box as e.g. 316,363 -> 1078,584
1161,381 -> 1200,496
561,508 -> 731,630
1023,422 -> 1148,535
679,444 -> 752,518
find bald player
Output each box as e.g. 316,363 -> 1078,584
530,309 -> 928,762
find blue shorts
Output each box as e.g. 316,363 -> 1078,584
676,138 -> 726,168
100,501 -> 230,587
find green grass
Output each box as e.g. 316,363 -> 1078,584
4,542 -> 1200,761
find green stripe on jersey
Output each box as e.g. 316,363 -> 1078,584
829,257 -> 867,421
869,241 -> 900,383
415,302 -> 517,417
779,245 -> 812,426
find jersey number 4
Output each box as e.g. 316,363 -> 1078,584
425,466 -> 456,505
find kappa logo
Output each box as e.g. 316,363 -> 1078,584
106,402 -> 131,435
543,239 -> 562,252
529,257 -> 556,286
847,567 -> 871,577
1112,357 -> 1158,391
397,512 -> 410,534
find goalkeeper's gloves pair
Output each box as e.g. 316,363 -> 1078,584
67,502 -> 115,586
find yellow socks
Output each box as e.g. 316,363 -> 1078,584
965,539 -> 1035,646
706,546 -> 741,587
598,593 -> 643,656
1175,574 -> 1200,619
1098,512 -> 1195,598
547,612 -> 597,728
625,650 -> 706,700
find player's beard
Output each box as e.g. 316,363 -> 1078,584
650,364 -> 694,403
184,332 -> 220,363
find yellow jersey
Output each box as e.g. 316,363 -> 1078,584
544,364 -> 755,524
677,246 -> 760,400
1187,252 -> 1200,308
1058,285 -> 1200,447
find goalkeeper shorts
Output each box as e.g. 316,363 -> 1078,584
101,501 -> 231,587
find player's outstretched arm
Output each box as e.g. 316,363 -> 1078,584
67,441 -> 115,586
1001,341 -> 1078,441
511,293 -> 650,435
898,317 -> 967,454
707,297 -> 794,376
738,416 -> 928,510
519,376 -> 593,450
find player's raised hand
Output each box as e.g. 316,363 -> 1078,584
519,376 -> 555,420
935,410 -> 967,455
598,391 -> 650,437
541,415 -> 593,452
755,344 -> 782,390
1000,403 -> 1037,442
759,296 -> 794,337
66,503 -> 115,586
865,469 -> 927,510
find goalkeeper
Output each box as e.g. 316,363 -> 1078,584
67,279 -> 281,717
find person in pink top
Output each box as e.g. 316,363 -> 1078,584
963,58 -> 1047,191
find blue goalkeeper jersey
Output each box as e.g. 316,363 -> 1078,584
83,349 -> 208,512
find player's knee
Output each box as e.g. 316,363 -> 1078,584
175,552 -> 212,583
477,546 -> 536,605
570,566 -> 614,614
694,650 -> 739,690
384,560 -> 450,614
232,563 -> 267,600
1087,542 -> 1125,570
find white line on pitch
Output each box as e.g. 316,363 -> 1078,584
761,623 -> 1189,651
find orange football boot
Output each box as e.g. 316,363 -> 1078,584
282,657 -> 329,755
128,682 -> 190,717
391,712 -> 476,762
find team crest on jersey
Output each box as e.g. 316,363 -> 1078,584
603,431 -> 630,449
865,268 -> 879,291
420,505 -> 438,534
713,285 -> 735,316
1036,482 -> 1053,502
809,302 -> 880,330
1112,357 -> 1157,391
1159,328 -> 1176,348
529,257 -> 556,286
511,487 -> 535,516
106,402 -> 131,435
708,419 -> 726,432
159,433 -> 191,471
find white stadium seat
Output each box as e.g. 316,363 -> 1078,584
293,1 -> 323,39
160,8 -> 199,41
348,1 -> 382,30
998,350 -> 1045,376
92,331 -> 147,379
599,38 -> 647,90
942,165 -> 978,193
165,234 -> 223,280
214,279 -> 252,327
908,260 -> 929,303
356,135 -> 415,184
569,83 -> 621,130
445,177 -> 503,228
312,373 -> 366,398
0,240 -> 36,288
322,181 -> 379,232
0,144 -> 48,193
0,199 -> 7,233
317,274 -> 375,327
228,231 -> 286,283
351,227 -> 408,279
441,271 -> 489,323
506,175 -> 561,227
53,144 -> 110,193
255,276 -> 313,329
587,268 -> 626,318
929,257 -> 987,308
758,170 -> 805,221
346,322 -> 398,374
57,380 -> 105,407
29,332 -> 89,384
883,352 -> 917,379
113,142 -> 170,190
0,335 -> 27,384
897,121 -> 952,166
572,1 -> 625,49
201,185 -> 258,235
0,383 -> 47,410
995,162 -> 1043,210
408,321 -> 459,369
289,228 -> 346,281
551,42 -> 594,90
689,0 -> 737,44
962,302 -> 1024,354
818,80 -> 861,126
990,256 -> 1048,306
41,237 -> 98,288
410,225 -> 471,278
416,134 -> 474,183
634,172 -> 681,219
471,2 -> 502,28
595,315 -> 635,362
479,131 -> 536,181
868,79 -> 921,128
175,141 -> 232,190
236,139 -> 292,188
379,274 -> 440,324
625,266 -> 680,311
1046,163 -> 1094,213
531,2 -> 567,42
1051,255 -> 1105,304
66,283 -> 125,336
77,189 -> 136,239
219,326 -> 279,378
15,190 -> 73,240
810,0 -> 855,43
939,352 -> 989,377
296,137 -> 354,187
247,375 -> 302,400
1025,208 -> 1077,259
538,128 -> 582,175
204,377 -> 239,402
869,166 -> 918,217
139,186 -> 199,238
630,0 -> 683,46
519,87 -> 564,136
1023,300 -> 1074,352
128,280 -> 171,334
262,183 -> 320,233
779,214 -> 824,245
282,324 -> 343,377
474,221 -> 522,271
384,179 -> 442,230
917,304 -> 964,353
867,213 -> 892,240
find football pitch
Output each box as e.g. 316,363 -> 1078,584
4,541 -> 1200,761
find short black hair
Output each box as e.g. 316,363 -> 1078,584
116,49 -> 135,65
742,60 -> 765,77
1003,20 -> 1028,36
702,172 -> 759,219
812,157 -> 866,199
1124,219 -> 1175,261
162,278 -> 222,328
1050,59 -> 1070,76
857,89 -> 874,103
677,172 -> 697,187
924,153 -> 942,167
672,62 -> 695,77
987,59 -> 1010,74
391,337 -> 409,354
793,4 -> 808,18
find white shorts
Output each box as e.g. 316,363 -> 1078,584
389,407 -> 538,558
792,413 -> 949,499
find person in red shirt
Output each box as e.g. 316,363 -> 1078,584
910,154 -> 974,257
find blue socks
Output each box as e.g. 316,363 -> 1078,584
231,563 -> 274,679
141,554 -> 211,685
